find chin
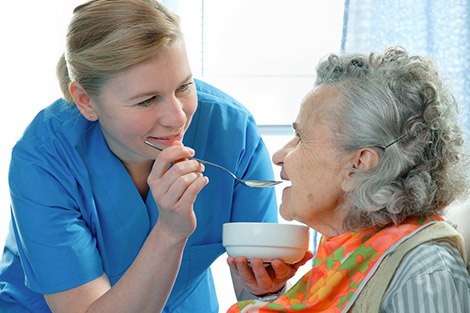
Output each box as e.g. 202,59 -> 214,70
279,206 -> 294,221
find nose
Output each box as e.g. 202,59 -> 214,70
272,146 -> 287,167
160,96 -> 187,129
272,139 -> 296,166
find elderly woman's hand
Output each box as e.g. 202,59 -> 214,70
227,251 -> 313,297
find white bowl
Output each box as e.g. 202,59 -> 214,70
223,222 -> 310,264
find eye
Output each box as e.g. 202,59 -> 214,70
177,81 -> 193,93
295,131 -> 302,144
137,95 -> 158,107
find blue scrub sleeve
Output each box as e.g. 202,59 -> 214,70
9,141 -> 103,294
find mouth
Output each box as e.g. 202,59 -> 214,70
280,172 -> 292,188
146,133 -> 184,147
283,180 -> 292,188
279,169 -> 290,181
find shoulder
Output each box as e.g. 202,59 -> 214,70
189,79 -> 261,150
18,99 -> 91,149
14,99 -> 95,155
195,79 -> 253,121
10,99 -> 96,186
381,241 -> 470,312
392,241 -> 468,282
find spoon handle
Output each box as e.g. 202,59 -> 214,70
144,140 -> 237,179
144,140 -> 281,188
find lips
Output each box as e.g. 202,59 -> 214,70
146,133 -> 184,147
279,169 -> 290,181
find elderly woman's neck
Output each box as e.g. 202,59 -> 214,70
314,223 -> 347,238
308,209 -> 349,238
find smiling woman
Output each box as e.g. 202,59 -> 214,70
69,42 -> 198,168
0,1 -> 288,312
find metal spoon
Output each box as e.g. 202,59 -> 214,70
144,140 -> 282,188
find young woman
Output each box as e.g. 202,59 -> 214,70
0,1 -> 309,312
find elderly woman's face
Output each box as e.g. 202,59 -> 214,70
272,85 -> 352,236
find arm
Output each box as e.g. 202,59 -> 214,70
381,269 -> 470,313
43,143 -> 208,313
380,242 -> 470,313
45,225 -> 189,313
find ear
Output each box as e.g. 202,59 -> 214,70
69,81 -> 98,121
341,147 -> 380,192
352,147 -> 380,171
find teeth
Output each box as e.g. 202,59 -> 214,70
284,181 -> 292,187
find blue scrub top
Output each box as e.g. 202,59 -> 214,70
0,80 -> 278,312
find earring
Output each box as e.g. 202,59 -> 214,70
89,113 -> 94,118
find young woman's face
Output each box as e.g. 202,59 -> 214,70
92,40 -> 197,165
272,85 -> 352,236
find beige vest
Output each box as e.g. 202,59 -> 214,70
349,222 -> 467,313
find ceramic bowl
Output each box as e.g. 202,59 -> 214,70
222,222 -> 310,264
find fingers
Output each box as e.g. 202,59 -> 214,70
147,141 -> 209,239
154,162 -> 205,205
250,259 -> 276,290
227,257 -> 283,292
228,256 -> 258,287
148,144 -> 198,186
174,173 -> 209,207
291,250 -> 314,270
227,253 -> 314,296
270,260 -> 290,281
148,142 -> 207,202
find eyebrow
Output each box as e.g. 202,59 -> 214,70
127,91 -> 158,103
292,122 -> 298,131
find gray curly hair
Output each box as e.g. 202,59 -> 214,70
315,47 -> 469,231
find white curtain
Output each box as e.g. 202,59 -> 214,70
342,0 -> 470,137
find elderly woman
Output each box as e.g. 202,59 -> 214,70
228,47 -> 470,312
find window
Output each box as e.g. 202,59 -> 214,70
168,0 -> 344,130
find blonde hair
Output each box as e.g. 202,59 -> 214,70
57,0 -> 182,103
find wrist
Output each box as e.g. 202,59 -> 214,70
250,285 -> 287,302
152,222 -> 190,247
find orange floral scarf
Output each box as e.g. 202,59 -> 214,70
227,216 -> 443,313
